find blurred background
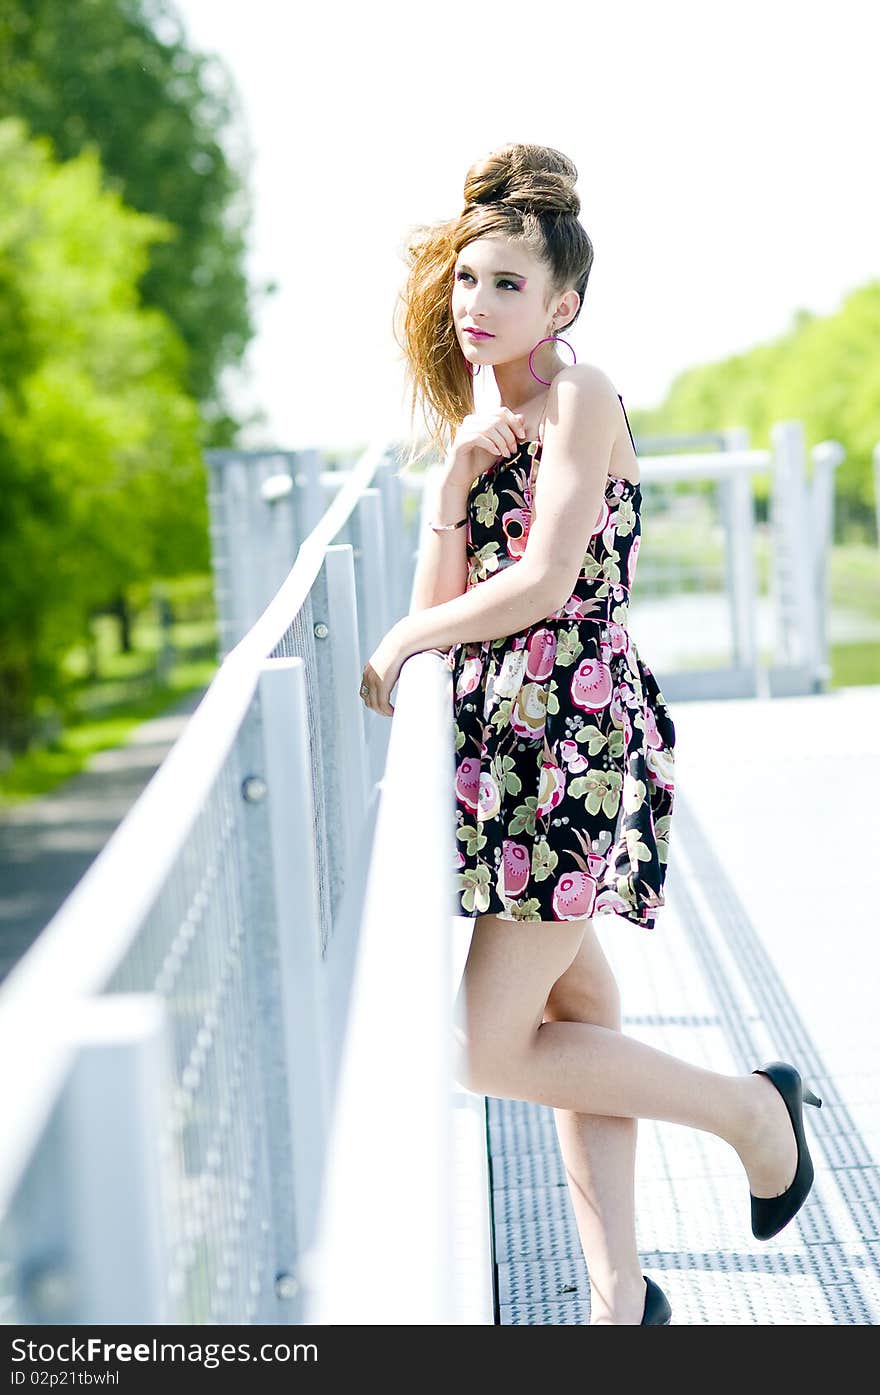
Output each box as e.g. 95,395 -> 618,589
1,0 -> 877,799
1,0 -> 879,1328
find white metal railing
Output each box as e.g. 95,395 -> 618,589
0,436 -> 443,1324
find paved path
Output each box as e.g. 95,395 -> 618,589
0,687 -> 209,986
479,684 -> 880,1324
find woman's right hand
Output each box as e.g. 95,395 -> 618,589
445,407 -> 529,487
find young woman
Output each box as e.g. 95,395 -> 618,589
358,143 -> 821,1325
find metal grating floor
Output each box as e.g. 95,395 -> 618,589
486,689 -> 880,1325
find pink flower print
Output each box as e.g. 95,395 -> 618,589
455,756 -> 481,812
561,595 -> 588,619
478,770 -> 501,821
628,535 -> 641,589
607,621 -> 629,655
502,839 -> 530,897
551,870 -> 598,921
611,478 -> 626,499
591,497 -> 610,537
587,849 -> 606,879
600,640 -> 613,664
570,657 -> 613,712
510,682 -> 548,740
502,507 -> 530,559
455,848 -> 466,869
609,692 -> 626,726
644,705 -> 663,749
594,886 -> 631,917
455,653 -> 483,701
526,627 -> 557,681
536,762 -> 566,817
560,739 -> 589,774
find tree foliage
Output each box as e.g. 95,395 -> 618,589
0,0 -> 260,444
0,116 -> 205,747
636,283 -> 880,536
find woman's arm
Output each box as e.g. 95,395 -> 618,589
398,554 -> 560,658
408,467 -> 470,611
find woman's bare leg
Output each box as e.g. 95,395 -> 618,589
542,917 -> 645,1325
454,913 -> 802,1297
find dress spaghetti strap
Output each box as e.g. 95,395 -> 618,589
618,393 -> 637,454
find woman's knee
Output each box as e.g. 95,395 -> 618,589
543,925 -> 622,1030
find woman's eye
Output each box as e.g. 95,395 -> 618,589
455,271 -> 519,291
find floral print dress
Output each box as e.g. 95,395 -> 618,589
442,395 -> 676,929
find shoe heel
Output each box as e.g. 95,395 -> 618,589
803,1086 -> 822,1108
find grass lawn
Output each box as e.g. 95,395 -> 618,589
0,577 -> 218,809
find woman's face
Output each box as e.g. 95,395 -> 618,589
451,236 -> 575,372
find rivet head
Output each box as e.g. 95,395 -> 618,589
275,1271 -> 299,1300
242,775 -> 267,803
314,622 -> 329,639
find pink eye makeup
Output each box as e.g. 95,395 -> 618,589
455,268 -> 527,291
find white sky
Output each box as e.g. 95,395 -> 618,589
169,0 -> 879,452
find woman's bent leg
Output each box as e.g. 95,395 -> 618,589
543,918 -> 645,1325
455,914 -> 798,1212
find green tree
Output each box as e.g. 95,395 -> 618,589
0,116 -> 204,748
636,283 -> 880,537
0,0 -> 264,446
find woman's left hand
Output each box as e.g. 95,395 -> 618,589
360,622 -> 411,718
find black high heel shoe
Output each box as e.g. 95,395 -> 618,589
749,1060 -> 822,1241
640,1274 -> 672,1325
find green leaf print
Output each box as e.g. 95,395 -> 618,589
491,696 -> 514,732
655,814 -> 672,864
531,837 -> 559,882
471,540 -> 502,583
555,627 -> 583,667
574,722 -> 610,756
569,768 -> 622,818
495,751 -> 522,797
546,681 -> 560,717
606,726 -> 625,759
506,897 -> 543,922
458,864 -> 492,914
624,826 -> 653,865
454,725 -> 466,752
508,795 -> 538,837
456,822 -> 487,857
473,483 -> 500,526
614,498 -> 636,536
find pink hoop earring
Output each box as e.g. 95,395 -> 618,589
465,358 -> 481,377
529,332 -> 576,385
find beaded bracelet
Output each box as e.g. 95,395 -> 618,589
429,516 -> 467,533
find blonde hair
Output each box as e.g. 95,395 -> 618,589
392,142 -> 594,473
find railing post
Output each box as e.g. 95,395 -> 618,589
258,657 -> 331,1300
309,546 -> 370,923
59,994 -> 178,1323
374,454 -> 408,621
810,440 -> 845,691
769,420 -> 821,693
719,427 -> 759,693
349,488 -> 390,664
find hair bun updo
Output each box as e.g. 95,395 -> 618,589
462,141 -> 580,219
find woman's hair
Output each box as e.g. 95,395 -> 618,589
392,142 -> 594,473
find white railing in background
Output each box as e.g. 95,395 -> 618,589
0,437 -> 469,1325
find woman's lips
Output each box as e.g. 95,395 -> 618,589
464,328 -> 494,339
